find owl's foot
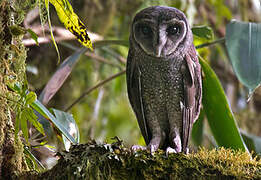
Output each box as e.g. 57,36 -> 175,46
166,146 -> 189,156
166,146 -> 177,156
185,147 -> 189,154
131,145 -> 147,152
148,144 -> 159,154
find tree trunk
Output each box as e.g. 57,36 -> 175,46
0,0 -> 29,178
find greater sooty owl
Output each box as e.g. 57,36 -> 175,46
126,6 -> 202,153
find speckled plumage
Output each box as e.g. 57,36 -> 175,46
127,6 -> 202,153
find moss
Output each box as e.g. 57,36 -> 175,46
0,0 -> 37,178
35,140 -> 261,180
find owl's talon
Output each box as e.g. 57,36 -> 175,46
185,147 -> 189,154
166,147 -> 177,156
131,145 -> 147,152
148,144 -> 159,155
149,144 -> 157,153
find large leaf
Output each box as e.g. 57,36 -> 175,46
53,109 -> 80,151
191,109 -> 205,146
225,20 -> 261,96
31,99 -> 77,144
199,57 -> 248,152
39,48 -> 87,105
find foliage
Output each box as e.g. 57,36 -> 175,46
7,83 -> 45,143
199,57 -> 247,151
7,81 -> 79,147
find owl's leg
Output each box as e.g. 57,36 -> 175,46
146,104 -> 167,153
167,110 -> 182,153
148,134 -> 165,153
168,130 -> 182,153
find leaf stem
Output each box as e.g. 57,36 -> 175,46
64,70 -> 126,112
196,37 -> 225,49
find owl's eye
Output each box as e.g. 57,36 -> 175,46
166,24 -> 181,35
140,25 -> 152,36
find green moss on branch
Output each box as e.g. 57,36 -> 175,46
33,140 -> 261,180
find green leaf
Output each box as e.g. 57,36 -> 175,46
52,108 -> 80,150
25,92 -> 37,105
21,109 -> 29,143
24,108 -> 45,136
24,146 -> 45,170
15,110 -> 21,137
192,26 -> 214,40
39,48 -> 87,105
45,0 -> 61,63
199,57 -> 248,152
27,29 -> 39,46
31,99 -> 77,144
48,0 -> 93,49
192,109 -> 205,146
13,82 -> 22,93
225,20 -> 261,96
7,82 -> 22,94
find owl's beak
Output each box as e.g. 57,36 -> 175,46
155,44 -> 164,57
155,34 -> 167,57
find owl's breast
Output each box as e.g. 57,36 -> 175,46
138,57 -> 184,111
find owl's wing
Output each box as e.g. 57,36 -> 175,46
126,49 -> 151,145
181,46 -> 202,153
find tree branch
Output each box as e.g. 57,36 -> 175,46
32,141 -> 261,180
64,70 -> 126,112
195,37 -> 225,49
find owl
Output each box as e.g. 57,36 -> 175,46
126,6 -> 202,153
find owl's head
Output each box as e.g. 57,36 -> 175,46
131,6 -> 192,58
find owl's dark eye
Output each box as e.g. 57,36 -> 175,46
166,24 -> 181,35
140,25 -> 152,36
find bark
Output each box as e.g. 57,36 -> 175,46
0,0 -> 34,178
22,140 -> 261,180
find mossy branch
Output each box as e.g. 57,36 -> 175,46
23,140 -> 261,180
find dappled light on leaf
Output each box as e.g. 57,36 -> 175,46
48,0 -> 93,50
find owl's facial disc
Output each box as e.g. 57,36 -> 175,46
133,19 -> 187,58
